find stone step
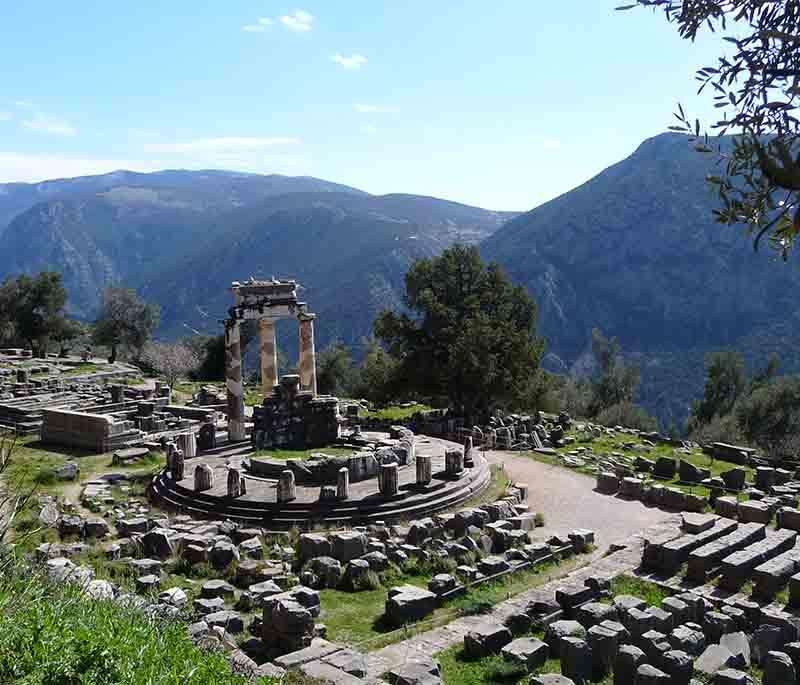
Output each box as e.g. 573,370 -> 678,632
686,522 -> 766,583
718,529 -> 797,590
149,461 -> 492,527
752,545 -> 800,600
642,517 -> 738,574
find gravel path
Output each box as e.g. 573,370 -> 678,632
484,449 -> 670,549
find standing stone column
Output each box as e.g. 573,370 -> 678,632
416,454 -> 432,486
110,385 -> 125,403
277,470 -> 296,503
225,319 -> 247,442
171,449 -> 185,481
194,463 -> 213,492
165,441 -> 178,470
177,432 -> 196,459
380,462 -> 399,497
227,468 -> 245,498
298,312 -> 318,395
337,467 -> 350,500
445,448 -> 465,477
259,318 -> 278,397
464,436 -> 474,467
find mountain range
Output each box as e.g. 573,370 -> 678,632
2,132 -> 798,427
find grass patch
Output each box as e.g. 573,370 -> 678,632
445,464 -> 510,513
521,428 -> 755,501
321,552 -> 589,651
437,643 -> 615,685
609,574 -> 671,607
361,403 -> 431,421
252,446 -> 354,461
0,555 -> 254,684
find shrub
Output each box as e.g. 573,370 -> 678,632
736,376 -> 800,458
457,597 -> 494,616
534,512 -> 545,527
33,468 -> 57,486
595,401 -> 658,432
687,412 -> 744,446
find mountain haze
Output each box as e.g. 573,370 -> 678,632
483,132 -> 800,426
3,138 -> 799,427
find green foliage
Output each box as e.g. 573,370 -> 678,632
622,1 -> 800,257
0,557 -> 250,684
609,574 -> 671,607
595,401 -> 659,432
0,271 -> 69,356
589,328 -> 641,415
688,412 -> 744,447
355,339 -> 401,406
93,286 -> 160,363
316,341 -> 361,397
374,245 -> 544,415
736,376 -> 800,459
688,350 -> 747,431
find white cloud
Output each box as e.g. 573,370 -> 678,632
242,17 -> 274,33
542,138 -> 561,151
142,136 -> 302,154
0,149 -> 310,184
353,104 -> 397,114
0,152 -> 164,183
280,10 -> 313,33
332,53 -> 367,70
0,112 -> 11,122
22,113 -> 76,136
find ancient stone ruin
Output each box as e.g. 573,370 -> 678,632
222,278 -> 339,448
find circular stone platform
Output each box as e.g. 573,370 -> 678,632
149,436 -> 490,528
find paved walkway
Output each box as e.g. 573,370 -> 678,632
364,515 -> 681,679
485,450 -> 670,549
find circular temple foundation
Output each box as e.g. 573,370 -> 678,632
150,435 -> 490,528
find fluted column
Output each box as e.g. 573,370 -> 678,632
225,319 -> 246,442
259,318 -> 278,397
298,312 -> 317,395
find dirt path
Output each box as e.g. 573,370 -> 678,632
484,449 -> 671,550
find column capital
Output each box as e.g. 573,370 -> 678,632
298,311 -> 316,322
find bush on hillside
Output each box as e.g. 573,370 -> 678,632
688,412 -> 744,447
736,376 -> 800,459
595,401 -> 658,432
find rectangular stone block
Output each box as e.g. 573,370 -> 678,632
718,529 -> 797,590
686,522 -> 766,583
643,518 -> 738,574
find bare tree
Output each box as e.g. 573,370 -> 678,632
140,341 -> 201,388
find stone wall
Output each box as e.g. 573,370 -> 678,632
41,409 -> 141,452
252,375 -> 340,450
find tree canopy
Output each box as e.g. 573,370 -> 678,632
0,272 -> 69,357
621,1 -> 800,256
93,287 -> 160,363
689,349 -> 748,429
374,245 -> 544,415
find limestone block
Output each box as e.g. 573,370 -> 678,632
194,463 -> 213,492
464,622 -> 513,658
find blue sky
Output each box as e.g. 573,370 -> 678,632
0,2 -> 727,210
